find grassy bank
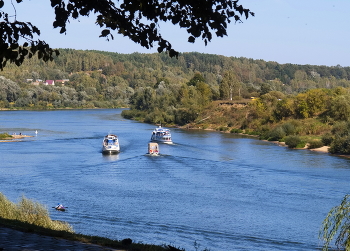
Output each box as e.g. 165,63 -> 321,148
0,193 -> 182,251
0,133 -> 12,140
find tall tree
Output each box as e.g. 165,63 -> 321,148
220,71 -> 239,100
0,0 -> 254,69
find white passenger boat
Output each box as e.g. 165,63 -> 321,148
150,126 -> 172,144
102,134 -> 120,154
148,142 -> 160,155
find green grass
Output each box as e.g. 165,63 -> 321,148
0,193 -> 182,251
0,133 -> 12,139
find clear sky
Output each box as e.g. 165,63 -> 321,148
4,0 -> 350,67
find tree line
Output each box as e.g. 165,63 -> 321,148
2,49 -> 350,154
1,49 -> 350,111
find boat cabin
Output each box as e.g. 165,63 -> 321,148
148,142 -> 159,155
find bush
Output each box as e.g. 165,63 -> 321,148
285,135 -> 303,148
321,133 -> 334,146
329,135 -> 350,154
0,133 -> 11,139
246,130 -> 259,136
282,122 -> 296,135
230,128 -> 243,134
307,139 -> 324,149
218,126 -> 228,131
0,193 -> 73,232
267,126 -> 286,141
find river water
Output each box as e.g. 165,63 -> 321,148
0,109 -> 349,250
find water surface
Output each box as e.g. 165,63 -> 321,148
0,109 -> 349,250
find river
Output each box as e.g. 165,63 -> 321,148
0,109 -> 349,250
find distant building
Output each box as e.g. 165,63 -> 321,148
55,79 -> 69,86
28,79 -> 43,85
45,80 -> 55,85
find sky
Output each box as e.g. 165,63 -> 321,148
3,0 -> 350,67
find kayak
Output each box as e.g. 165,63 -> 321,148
54,206 -> 66,211
55,207 -> 66,211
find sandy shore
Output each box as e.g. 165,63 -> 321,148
0,134 -> 34,142
309,146 -> 330,153
270,140 -> 330,153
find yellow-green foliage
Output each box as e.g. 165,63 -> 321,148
0,133 -> 12,139
0,193 -> 73,232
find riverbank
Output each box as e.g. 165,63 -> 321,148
0,224 -> 118,251
0,192 -> 173,251
0,134 -> 34,142
269,140 -> 330,153
0,223 -> 172,251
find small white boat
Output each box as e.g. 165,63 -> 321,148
102,134 -> 120,154
150,126 -> 172,144
148,142 -> 160,155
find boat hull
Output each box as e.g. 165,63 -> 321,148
102,148 -> 120,154
150,138 -> 173,144
102,134 -> 120,154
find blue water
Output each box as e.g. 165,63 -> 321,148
0,109 -> 349,250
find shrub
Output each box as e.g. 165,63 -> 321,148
230,128 -> 243,134
282,122 -> 296,135
307,139 -> 324,149
0,193 -> 73,232
247,130 -> 259,136
329,135 -> 350,154
285,135 -> 303,148
267,126 -> 286,141
321,133 -> 334,146
218,126 -> 228,131
0,133 -> 11,139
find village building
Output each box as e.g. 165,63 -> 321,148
45,80 -> 55,86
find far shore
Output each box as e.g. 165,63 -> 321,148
268,140 -> 350,159
270,140 -> 330,153
0,134 -> 34,142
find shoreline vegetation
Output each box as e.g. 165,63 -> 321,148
0,50 -> 350,155
0,133 -> 34,142
0,117 -> 342,158
0,193 -> 183,251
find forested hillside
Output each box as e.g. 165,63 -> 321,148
2,49 -> 350,154
1,49 -> 350,111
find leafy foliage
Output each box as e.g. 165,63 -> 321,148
2,50 -> 350,150
320,195 -> 350,251
0,192 -> 73,232
0,0 -> 59,70
284,135 -> 303,148
0,0 -> 254,68
307,139 -> 323,149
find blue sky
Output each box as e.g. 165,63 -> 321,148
4,0 -> 350,66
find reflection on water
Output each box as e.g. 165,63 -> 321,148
0,109 -> 350,251
102,153 -> 120,161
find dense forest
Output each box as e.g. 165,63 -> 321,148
2,49 -> 350,154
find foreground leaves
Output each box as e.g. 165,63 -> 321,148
320,194 -> 350,251
0,0 -> 253,69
